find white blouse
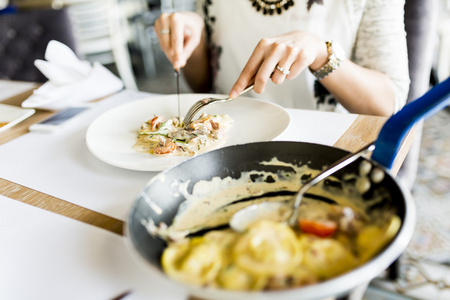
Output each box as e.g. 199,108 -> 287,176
197,0 -> 410,112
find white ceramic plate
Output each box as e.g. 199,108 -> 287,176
0,103 -> 35,133
86,94 -> 290,171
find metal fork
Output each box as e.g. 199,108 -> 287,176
182,85 -> 254,126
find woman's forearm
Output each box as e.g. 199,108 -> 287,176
319,60 -> 396,116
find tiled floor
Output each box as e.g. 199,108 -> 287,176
136,69 -> 450,299
409,109 -> 450,262
367,108 -> 450,300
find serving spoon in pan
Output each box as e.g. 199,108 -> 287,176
230,143 -> 376,232
230,77 -> 450,233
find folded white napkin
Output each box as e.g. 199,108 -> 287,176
22,40 -> 124,111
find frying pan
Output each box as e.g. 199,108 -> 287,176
125,78 -> 450,300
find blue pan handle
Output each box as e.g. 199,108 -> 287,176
371,77 -> 450,170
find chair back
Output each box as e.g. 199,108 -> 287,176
397,0 -> 439,191
0,8 -> 78,82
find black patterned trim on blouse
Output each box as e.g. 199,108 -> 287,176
307,0 -> 323,11
203,0 -> 222,92
314,80 -> 337,111
250,0 -> 294,15
250,0 -> 323,15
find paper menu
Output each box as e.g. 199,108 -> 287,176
0,195 -> 188,300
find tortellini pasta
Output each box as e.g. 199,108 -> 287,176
161,216 -> 400,291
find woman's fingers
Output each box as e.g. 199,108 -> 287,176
230,37 -> 297,96
288,48 -> 315,78
170,13 -> 185,69
229,46 -> 264,98
154,13 -> 172,57
154,12 -> 204,70
269,43 -> 298,85
230,32 -> 323,98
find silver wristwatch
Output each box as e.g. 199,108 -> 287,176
312,40 -> 346,80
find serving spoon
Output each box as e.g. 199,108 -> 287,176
230,143 -> 376,232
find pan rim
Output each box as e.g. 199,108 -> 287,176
124,141 -> 416,299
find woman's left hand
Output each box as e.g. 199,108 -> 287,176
229,31 -> 328,98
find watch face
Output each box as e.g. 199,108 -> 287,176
332,41 -> 346,60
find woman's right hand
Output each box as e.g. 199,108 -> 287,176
154,12 -> 204,71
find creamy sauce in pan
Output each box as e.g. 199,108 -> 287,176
143,157 -> 400,291
145,157 -> 391,239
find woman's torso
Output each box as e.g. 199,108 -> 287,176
201,0 -> 366,110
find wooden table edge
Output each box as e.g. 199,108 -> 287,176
0,177 -> 124,235
333,114 -> 416,176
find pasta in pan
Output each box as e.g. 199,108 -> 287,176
147,152 -> 401,291
161,216 -> 400,291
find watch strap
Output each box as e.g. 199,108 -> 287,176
312,41 -> 342,80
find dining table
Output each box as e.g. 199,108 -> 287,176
0,79 -> 416,300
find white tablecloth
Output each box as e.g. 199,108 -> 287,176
0,194 -> 186,300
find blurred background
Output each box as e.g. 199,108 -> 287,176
1,0 -> 449,299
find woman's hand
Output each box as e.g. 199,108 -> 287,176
229,31 -> 328,98
154,12 -> 204,71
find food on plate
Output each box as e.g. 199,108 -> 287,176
0,122 -> 8,128
145,158 -> 401,291
133,113 -> 233,156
